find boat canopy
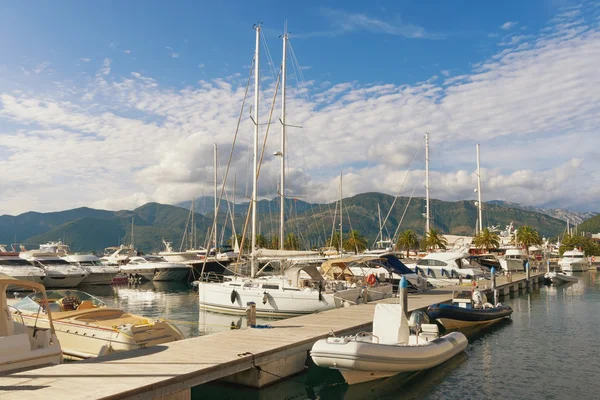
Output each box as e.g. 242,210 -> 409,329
320,257 -> 358,280
284,265 -> 323,287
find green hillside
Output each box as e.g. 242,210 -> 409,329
1,193 -> 568,253
578,214 -> 600,234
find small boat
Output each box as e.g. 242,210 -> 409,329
427,290 -> 513,330
1,274 -> 62,373
310,304 -> 468,385
545,271 -> 578,285
20,251 -> 88,288
10,289 -> 185,359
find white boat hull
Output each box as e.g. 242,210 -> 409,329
0,331 -> 62,373
311,332 -> 468,385
545,272 -> 578,285
17,311 -> 183,359
42,273 -> 86,288
559,261 -> 587,272
198,282 -> 342,318
80,272 -> 118,285
119,265 -> 191,282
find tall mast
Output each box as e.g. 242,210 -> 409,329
279,25 -> 288,250
213,143 -> 218,250
476,143 -> 483,234
339,172 -> 343,255
232,174 -> 236,249
130,217 -> 135,249
425,132 -> 430,234
251,25 -> 260,278
191,198 -> 195,249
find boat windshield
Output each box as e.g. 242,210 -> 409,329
35,259 -> 71,266
13,290 -> 107,313
79,261 -> 103,266
0,258 -> 33,266
565,255 -> 584,258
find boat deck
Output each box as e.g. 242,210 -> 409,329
0,272 -> 543,400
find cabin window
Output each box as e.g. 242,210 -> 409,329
229,283 -> 241,287
262,284 -> 280,290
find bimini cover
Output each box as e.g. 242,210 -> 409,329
373,303 -> 409,345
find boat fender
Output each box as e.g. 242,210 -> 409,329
262,291 -> 268,305
318,281 -> 323,302
230,289 -> 238,304
427,267 -> 433,276
483,302 -> 494,309
98,343 -> 114,357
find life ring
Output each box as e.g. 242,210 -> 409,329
366,274 -> 377,286
591,256 -> 595,263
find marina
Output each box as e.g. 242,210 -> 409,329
1,1 -> 600,399
1,271 -> 546,399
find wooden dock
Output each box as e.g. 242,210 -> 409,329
0,272 -> 544,400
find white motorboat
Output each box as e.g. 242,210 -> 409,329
119,255 -> 191,281
10,289 -> 185,359
1,274 -> 62,373
410,252 -> 486,287
198,264 -> 346,318
499,248 -> 528,272
62,254 -> 119,285
19,251 -> 87,288
545,271 -> 579,285
100,245 -> 136,265
559,248 -> 589,272
0,248 -> 46,287
310,304 -> 468,385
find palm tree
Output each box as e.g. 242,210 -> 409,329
397,229 -> 419,258
343,230 -> 367,254
256,234 -> 268,249
327,231 -> 342,251
284,233 -> 299,250
473,228 -> 500,252
269,236 -> 280,250
425,228 -> 448,251
516,225 -> 542,255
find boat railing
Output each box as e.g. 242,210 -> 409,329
9,305 -> 25,325
198,271 -> 221,283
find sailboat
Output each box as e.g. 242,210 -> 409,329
198,26 -> 353,317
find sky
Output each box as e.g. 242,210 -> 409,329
0,0 -> 599,215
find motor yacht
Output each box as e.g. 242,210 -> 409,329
100,245 -> 135,265
119,255 -> 191,281
62,254 -> 119,285
499,248 -> 528,272
1,274 -> 62,373
10,289 -> 185,359
19,251 -> 87,288
409,252 -> 486,287
559,248 -> 589,272
0,246 -> 46,287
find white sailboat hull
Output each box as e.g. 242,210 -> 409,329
198,282 -> 342,318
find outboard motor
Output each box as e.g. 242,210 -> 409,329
408,310 -> 430,334
472,290 -> 487,307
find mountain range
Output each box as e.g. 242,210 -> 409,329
487,200 -> 596,225
0,193 -> 578,254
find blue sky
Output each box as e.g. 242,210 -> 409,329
0,0 -> 599,214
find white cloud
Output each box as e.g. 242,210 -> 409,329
124,49 -> 131,54
295,8 -> 442,39
166,47 -> 179,58
198,63 -> 205,68
500,21 -> 518,30
440,69 -> 450,77
0,4 -> 599,214
80,57 -> 91,62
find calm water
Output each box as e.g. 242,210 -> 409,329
86,272 -> 600,399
